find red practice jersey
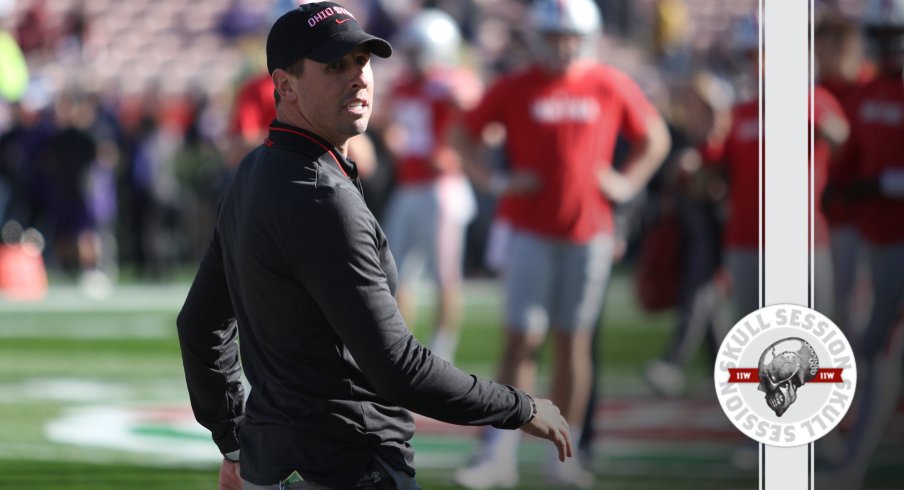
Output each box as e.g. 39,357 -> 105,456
389,69 -> 481,184
821,66 -> 875,226
833,74 -> 904,245
704,90 -> 844,250
821,64 -> 876,111
705,99 -> 760,250
463,63 -> 656,243
230,72 -> 277,143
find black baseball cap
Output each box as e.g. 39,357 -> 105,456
266,2 -> 392,74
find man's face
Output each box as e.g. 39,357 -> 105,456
536,32 -> 584,73
815,33 -> 863,82
293,48 -> 374,147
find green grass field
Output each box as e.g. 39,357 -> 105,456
0,271 -> 899,489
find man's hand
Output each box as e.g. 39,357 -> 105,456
598,167 -> 636,204
518,397 -> 572,462
219,459 -> 242,490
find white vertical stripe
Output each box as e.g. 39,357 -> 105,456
764,0 -> 808,307
765,444 -> 809,489
762,0 -> 812,488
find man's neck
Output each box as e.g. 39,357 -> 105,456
275,110 -> 348,156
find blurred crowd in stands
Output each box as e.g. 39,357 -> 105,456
0,0 -> 769,289
0,0 -> 867,287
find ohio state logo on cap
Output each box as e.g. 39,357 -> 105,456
714,304 -> 857,447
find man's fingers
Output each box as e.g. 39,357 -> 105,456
555,432 -> 567,462
550,423 -> 572,462
563,426 -> 573,459
560,416 -> 572,458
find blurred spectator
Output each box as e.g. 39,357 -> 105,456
652,0 -> 690,73
173,89 -> 228,260
14,0 -> 54,56
118,90 -> 183,280
55,5 -> 92,63
643,70 -> 734,398
217,0 -> 268,41
0,80 -> 56,234
41,89 -> 111,292
379,9 -> 480,362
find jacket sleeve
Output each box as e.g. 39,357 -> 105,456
176,228 -> 245,455
280,186 -> 532,430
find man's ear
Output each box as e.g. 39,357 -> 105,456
272,69 -> 298,103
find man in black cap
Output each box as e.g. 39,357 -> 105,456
176,3 -> 574,489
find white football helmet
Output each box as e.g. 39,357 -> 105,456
397,9 -> 462,71
529,0 -> 602,36
528,0 -> 602,70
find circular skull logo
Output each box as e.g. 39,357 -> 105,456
714,304 -> 856,447
757,338 -> 819,417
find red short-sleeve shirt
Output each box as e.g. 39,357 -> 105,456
463,63 -> 656,243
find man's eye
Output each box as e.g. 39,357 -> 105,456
327,61 -> 342,71
356,55 -> 370,65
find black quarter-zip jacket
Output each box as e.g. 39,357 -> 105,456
176,121 -> 533,489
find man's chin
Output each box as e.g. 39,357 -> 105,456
342,118 -> 369,137
352,122 -> 369,137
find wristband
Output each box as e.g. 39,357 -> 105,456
525,393 -> 538,422
224,449 -> 240,462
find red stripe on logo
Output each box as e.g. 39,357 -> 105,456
727,368 -> 844,383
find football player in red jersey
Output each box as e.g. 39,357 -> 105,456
819,1 -> 904,487
380,9 -> 480,363
642,70 -> 735,398
815,15 -> 874,331
699,15 -> 761,327
452,0 -> 670,486
702,15 -> 847,322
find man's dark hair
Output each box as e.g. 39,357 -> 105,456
274,59 -> 305,106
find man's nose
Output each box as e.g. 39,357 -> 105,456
350,66 -> 370,89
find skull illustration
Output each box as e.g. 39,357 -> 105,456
757,338 -> 819,417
